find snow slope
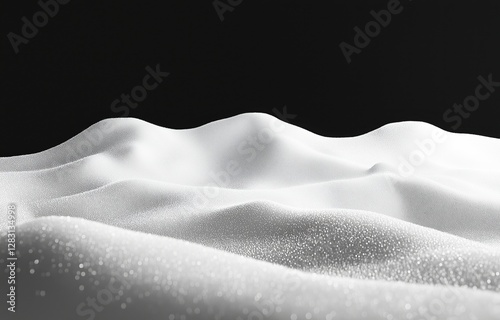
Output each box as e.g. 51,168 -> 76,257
1,113 -> 500,319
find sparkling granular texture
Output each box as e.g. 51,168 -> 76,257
1,113 -> 500,319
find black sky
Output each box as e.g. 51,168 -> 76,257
2,0 -> 500,156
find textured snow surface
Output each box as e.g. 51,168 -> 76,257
1,113 -> 500,319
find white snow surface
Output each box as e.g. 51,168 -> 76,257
1,113 -> 500,319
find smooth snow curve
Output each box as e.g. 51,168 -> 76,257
1,113 -> 500,319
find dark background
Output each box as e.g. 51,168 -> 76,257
2,0 -> 500,156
